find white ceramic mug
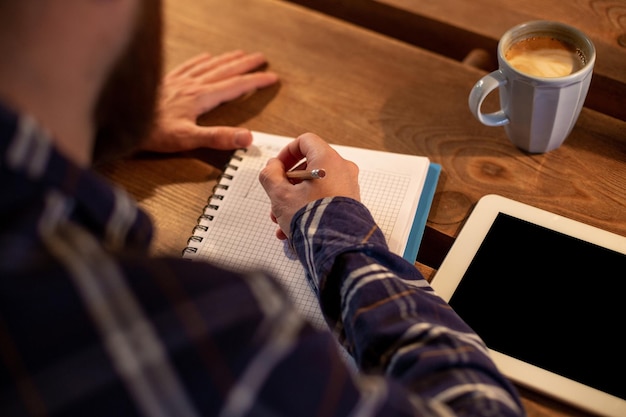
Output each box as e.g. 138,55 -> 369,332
468,21 -> 596,153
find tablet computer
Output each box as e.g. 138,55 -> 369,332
430,194 -> 626,417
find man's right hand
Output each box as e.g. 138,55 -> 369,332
258,133 -> 361,240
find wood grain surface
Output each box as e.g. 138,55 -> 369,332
98,2 -> 625,414
286,0 -> 626,121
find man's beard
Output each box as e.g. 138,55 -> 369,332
92,0 -> 163,164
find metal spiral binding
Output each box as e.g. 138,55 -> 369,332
181,148 -> 248,257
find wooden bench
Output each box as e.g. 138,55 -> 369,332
284,0 -> 626,121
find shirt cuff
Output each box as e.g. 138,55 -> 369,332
290,197 -> 389,294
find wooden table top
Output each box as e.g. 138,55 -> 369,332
98,1 -> 626,416
287,0 -> 626,121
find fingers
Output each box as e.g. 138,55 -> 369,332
184,126 -> 254,150
258,133 -> 362,241
143,49 -> 279,153
194,71 -> 279,115
258,157 -> 286,192
166,52 -> 215,78
141,124 -> 253,153
197,52 -> 270,83
259,158 -> 294,239
167,50 -> 270,83
274,132 -> 341,172
270,212 -> 288,240
275,228 -> 288,240
274,132 -> 320,170
166,50 -> 242,78
187,50 -> 248,78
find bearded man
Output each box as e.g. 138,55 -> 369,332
0,1 -> 524,416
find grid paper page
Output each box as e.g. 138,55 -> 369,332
184,132 -> 430,332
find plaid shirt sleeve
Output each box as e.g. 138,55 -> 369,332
289,197 -> 526,416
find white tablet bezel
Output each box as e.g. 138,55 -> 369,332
430,194 -> 626,417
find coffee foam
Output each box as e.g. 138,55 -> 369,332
505,37 -> 584,78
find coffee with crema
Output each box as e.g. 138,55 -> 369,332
505,36 -> 586,77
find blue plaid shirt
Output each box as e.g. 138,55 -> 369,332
0,103 -> 525,416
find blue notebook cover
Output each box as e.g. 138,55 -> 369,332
402,162 -> 441,262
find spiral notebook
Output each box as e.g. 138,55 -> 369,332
183,131 -> 440,331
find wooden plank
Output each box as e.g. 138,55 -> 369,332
284,0 -> 626,121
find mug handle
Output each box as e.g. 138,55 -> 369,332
468,70 -> 509,126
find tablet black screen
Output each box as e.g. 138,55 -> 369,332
448,213 -> 625,400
